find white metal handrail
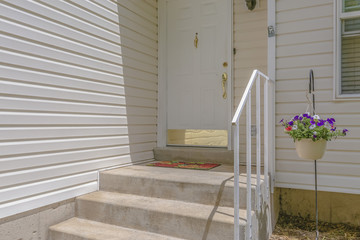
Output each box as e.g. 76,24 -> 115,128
232,70 -> 274,240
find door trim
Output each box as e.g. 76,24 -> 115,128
157,0 -> 233,149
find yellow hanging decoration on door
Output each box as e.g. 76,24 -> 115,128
194,33 -> 198,48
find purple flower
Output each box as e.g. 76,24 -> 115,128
343,129 -> 348,135
313,135 -> 317,139
279,119 -> 284,123
303,113 -> 310,118
293,115 -> 299,121
317,120 -> 325,127
310,120 -> 316,125
299,117 -> 303,121
327,118 -> 336,124
288,121 -> 294,126
331,127 -> 336,132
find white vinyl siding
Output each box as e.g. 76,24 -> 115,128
275,0 -> 360,194
234,0 -> 268,162
0,0 -> 157,218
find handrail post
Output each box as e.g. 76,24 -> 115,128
234,123 -> 240,240
246,92 -> 252,240
256,76 -> 261,212
264,80 -> 269,200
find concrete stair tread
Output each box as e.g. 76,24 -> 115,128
50,217 -> 184,240
77,191 -> 249,226
102,164 -> 260,187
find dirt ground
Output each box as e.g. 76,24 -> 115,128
269,213 -> 360,240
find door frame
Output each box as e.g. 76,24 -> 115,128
157,0 -> 233,149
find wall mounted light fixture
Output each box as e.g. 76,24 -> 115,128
245,0 -> 256,11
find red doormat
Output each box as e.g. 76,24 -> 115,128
147,161 -> 220,170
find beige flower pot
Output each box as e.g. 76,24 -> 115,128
295,139 -> 327,160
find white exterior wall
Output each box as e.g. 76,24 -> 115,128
234,0 -> 268,160
275,0 -> 360,194
0,0 -> 158,218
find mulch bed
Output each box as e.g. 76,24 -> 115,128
270,213 -> 360,240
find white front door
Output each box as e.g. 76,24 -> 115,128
165,0 -> 232,146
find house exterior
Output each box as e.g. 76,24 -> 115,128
0,0 -> 359,239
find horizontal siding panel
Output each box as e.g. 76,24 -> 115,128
0,66 -> 157,94
276,172 -> 360,192
0,112 -> 157,126
277,29 -> 333,46
0,146 -> 145,173
277,41 -> 333,57
0,182 -> 97,219
0,97 -> 157,116
0,97 -> 126,115
276,160 -> 360,177
68,0 -> 120,24
0,80 -> 156,105
276,66 -> 333,80
276,90 -> 333,103
1,50 -> 157,84
235,31 -> 267,42
276,78 -> 332,92
235,39 -> 267,50
141,0 -> 157,10
0,126 -> 156,141
91,0 -> 118,13
234,59 -> 267,69
276,0 -> 331,12
277,3 -> 333,23
0,136 -> 131,157
277,16 -> 332,35
235,17 -> 267,30
0,172 -> 97,204
276,101 -> 360,114
277,54 -> 333,69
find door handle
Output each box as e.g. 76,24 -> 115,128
222,72 -> 227,99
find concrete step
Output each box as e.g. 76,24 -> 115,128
49,217 -> 184,240
76,191 -> 250,240
100,164 -> 260,209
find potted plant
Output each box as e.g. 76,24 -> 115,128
280,113 -> 348,160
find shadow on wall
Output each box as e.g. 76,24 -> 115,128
115,1 -> 158,164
